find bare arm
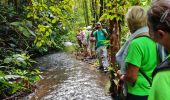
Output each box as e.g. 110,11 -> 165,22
101,29 -> 108,36
121,63 -> 139,83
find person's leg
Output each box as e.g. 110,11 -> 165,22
82,36 -> 87,57
83,44 -> 88,57
77,39 -> 82,48
96,47 -> 103,68
87,39 -> 91,58
102,46 -> 109,70
91,42 -> 96,58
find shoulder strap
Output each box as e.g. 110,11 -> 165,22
139,69 -> 152,86
95,30 -> 98,41
156,44 -> 168,63
152,57 -> 170,78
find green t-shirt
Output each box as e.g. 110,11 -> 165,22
125,37 -> 157,96
93,29 -> 107,48
85,30 -> 89,38
148,55 -> 170,100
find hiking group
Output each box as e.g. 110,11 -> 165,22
77,0 -> 170,100
76,22 -> 110,72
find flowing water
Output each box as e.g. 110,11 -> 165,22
29,52 -> 112,100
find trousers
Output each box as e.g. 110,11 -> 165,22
96,46 -> 109,68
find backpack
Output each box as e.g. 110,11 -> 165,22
152,57 -> 170,78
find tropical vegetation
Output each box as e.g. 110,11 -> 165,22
0,0 -> 151,99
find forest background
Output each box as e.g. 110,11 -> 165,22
0,0 -> 151,98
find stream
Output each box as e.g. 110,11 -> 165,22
28,52 -> 112,100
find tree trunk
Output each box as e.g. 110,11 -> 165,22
109,19 -> 120,70
1,0 -> 8,6
14,0 -> 19,12
91,0 -> 96,20
84,0 -> 89,26
99,0 -> 104,18
95,0 -> 99,21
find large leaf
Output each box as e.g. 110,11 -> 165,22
25,20 -> 33,28
10,22 -> 21,26
4,75 -> 24,80
4,57 -> 12,63
16,57 -> 27,66
18,26 -> 31,37
0,71 -> 5,80
25,27 -> 36,36
36,42 -> 42,47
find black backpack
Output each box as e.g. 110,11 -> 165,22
152,57 -> 170,78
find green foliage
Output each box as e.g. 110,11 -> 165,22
0,0 -> 77,98
120,24 -> 130,45
0,0 -> 152,98
24,0 -> 75,54
129,0 -> 151,6
99,0 -> 130,22
0,79 -> 23,95
0,52 -> 41,97
3,53 -> 35,68
10,20 -> 35,38
99,0 -> 151,45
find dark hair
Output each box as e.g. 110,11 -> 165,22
147,0 -> 170,32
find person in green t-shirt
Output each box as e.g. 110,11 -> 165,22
147,0 -> 170,100
117,6 -> 158,100
93,22 -> 109,71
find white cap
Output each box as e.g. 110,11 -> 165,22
86,26 -> 91,30
96,22 -> 101,25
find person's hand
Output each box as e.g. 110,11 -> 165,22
90,37 -> 96,41
101,29 -> 105,33
82,42 -> 87,46
101,29 -> 108,36
120,75 -> 125,81
117,70 -> 121,78
117,70 -> 125,81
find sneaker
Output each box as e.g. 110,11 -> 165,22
97,66 -> 104,71
104,67 -> 109,72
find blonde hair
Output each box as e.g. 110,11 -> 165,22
126,6 -> 147,33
